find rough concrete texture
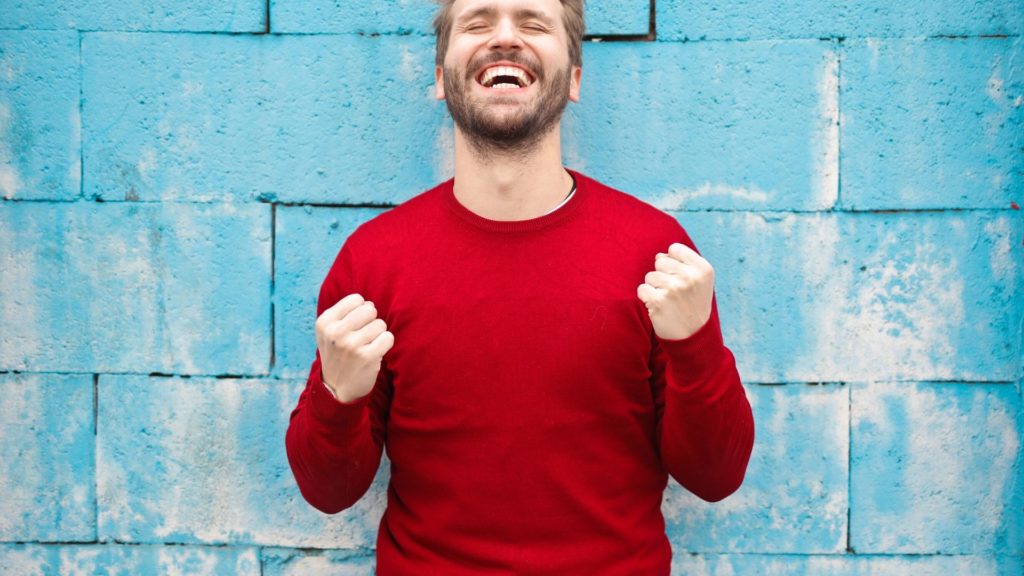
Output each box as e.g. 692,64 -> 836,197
0,31 -> 80,201
0,544 -> 260,576
851,382 -> 1022,555
0,1 -> 265,32
0,373 -> 95,542
270,0 -> 650,36
0,202 -> 271,374
663,384 -> 849,554
97,375 -> 388,548
1,0 -> 1021,574
658,0 -> 1024,41
842,37 -> 1023,209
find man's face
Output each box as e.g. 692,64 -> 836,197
435,0 -> 582,153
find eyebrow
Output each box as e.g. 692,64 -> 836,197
455,6 -> 557,27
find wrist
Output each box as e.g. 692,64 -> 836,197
321,373 -> 362,404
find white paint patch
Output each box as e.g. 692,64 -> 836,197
434,121 -> 455,182
0,218 -> 42,367
858,383 -> 1020,551
812,50 -> 840,209
801,219 -> 967,380
984,53 -> 1014,139
986,56 -> 1005,103
180,80 -> 205,98
653,182 -> 771,211
865,38 -> 881,72
69,104 -> 81,193
0,376 -> 41,537
984,217 -> 1017,284
84,227 -> 164,368
0,100 -> 23,199
158,546 -> 219,576
0,47 -> 19,83
399,43 -> 423,84
136,146 -> 157,186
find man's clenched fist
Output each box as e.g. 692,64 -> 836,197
637,243 -> 715,341
315,293 -> 394,403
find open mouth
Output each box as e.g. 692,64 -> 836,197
477,65 -> 535,89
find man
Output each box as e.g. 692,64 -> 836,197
285,0 -> 755,573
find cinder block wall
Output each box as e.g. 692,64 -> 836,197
1,1 -> 1022,574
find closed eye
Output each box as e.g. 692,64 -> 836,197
521,22 -> 551,33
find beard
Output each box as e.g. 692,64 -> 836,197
443,52 -> 572,159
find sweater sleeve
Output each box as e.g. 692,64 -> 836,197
284,242 -> 391,514
650,233 -> 755,502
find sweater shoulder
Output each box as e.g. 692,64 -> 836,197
577,173 -> 692,246
345,180 -> 450,248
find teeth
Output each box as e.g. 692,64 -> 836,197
480,65 -> 532,88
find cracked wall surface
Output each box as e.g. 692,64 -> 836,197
1,1 -> 1022,574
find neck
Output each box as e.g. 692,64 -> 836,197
451,125 -> 574,221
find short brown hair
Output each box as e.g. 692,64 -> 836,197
433,0 -> 585,67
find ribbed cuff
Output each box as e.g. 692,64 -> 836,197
310,369 -> 371,431
656,313 -> 727,384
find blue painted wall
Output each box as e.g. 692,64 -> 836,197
1,0 -> 1022,574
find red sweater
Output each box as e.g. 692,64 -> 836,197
286,171 -> 754,575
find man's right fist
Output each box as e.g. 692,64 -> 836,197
315,293 -> 395,403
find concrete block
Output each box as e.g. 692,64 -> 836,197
851,382 -> 1023,554
0,1 -> 265,32
82,32 -> 448,204
97,375 -> 388,547
0,373 -> 94,542
678,211 -> 1023,383
566,40 -> 839,211
842,37 -> 1023,210
673,553 -> 1024,576
663,384 -> 848,553
586,1 -> 650,36
0,202 -> 271,374
271,0 -> 435,34
262,548 -> 376,576
274,206 -> 385,378
0,544 -> 260,575
0,31 -> 80,200
271,0 -> 650,37
657,0 -> 1023,41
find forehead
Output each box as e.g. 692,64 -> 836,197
449,0 -> 564,21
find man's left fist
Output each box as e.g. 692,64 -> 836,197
637,242 -> 715,340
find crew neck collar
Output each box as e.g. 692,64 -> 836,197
444,169 -> 586,233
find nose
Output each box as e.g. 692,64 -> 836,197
488,16 -> 523,51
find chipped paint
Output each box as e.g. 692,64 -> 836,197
0,100 -> 23,199
813,49 -> 840,209
655,183 -> 771,211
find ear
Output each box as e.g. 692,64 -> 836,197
568,65 -> 582,103
435,65 -> 446,100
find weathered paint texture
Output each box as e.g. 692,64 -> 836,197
1,0 -> 1021,574
0,202 -> 271,374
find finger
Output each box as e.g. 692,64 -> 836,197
655,253 -> 689,274
364,330 -> 395,358
320,293 -> 365,323
636,282 -> 663,305
667,242 -> 701,264
337,301 -> 379,333
644,270 -> 675,289
350,318 -> 387,347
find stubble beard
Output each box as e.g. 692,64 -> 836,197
443,53 -> 572,161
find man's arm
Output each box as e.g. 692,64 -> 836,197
639,241 -> 755,502
284,245 -> 392,514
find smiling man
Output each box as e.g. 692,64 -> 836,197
285,1 -> 755,574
